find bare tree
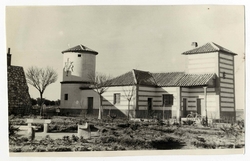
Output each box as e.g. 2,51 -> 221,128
89,72 -> 111,120
122,86 -> 136,119
26,66 -> 58,116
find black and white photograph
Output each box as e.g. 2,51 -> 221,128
3,3 -> 246,158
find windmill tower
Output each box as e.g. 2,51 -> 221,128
60,44 -> 98,113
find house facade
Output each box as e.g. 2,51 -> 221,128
60,42 -> 237,121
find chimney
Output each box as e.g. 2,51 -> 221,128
7,48 -> 11,66
191,42 -> 198,48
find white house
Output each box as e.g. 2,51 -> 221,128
60,42 -> 237,121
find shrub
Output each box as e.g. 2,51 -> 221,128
74,146 -> 90,151
119,135 -> 149,149
9,115 -> 20,139
130,123 -> 140,131
71,134 -> 79,142
117,123 -> 130,128
151,136 -> 185,149
80,136 -> 88,143
9,147 -> 22,152
20,137 -> 29,142
192,140 -> 216,149
99,135 -> 117,143
21,145 -> 36,152
35,146 -> 47,152
54,146 -> 72,152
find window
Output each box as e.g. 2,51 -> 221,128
78,54 -> 81,57
162,94 -> 173,106
113,93 -> 121,104
64,94 -> 68,100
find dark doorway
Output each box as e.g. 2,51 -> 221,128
147,98 -> 153,117
183,98 -> 187,117
87,97 -> 93,114
197,99 -> 201,115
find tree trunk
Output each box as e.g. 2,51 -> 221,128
128,100 -> 131,120
98,95 -> 103,120
39,92 -> 43,117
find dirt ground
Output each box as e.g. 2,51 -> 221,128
9,116 -> 245,152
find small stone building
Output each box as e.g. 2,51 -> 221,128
7,48 -> 32,115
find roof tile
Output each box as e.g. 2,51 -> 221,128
108,69 -> 215,87
182,42 -> 237,55
62,44 -> 98,54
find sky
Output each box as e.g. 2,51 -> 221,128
5,5 -> 245,109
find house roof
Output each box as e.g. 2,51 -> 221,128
62,44 -> 98,55
108,71 -> 135,86
108,69 -> 215,87
152,72 -> 185,87
174,73 -> 215,87
182,42 -> 237,55
133,69 -> 156,86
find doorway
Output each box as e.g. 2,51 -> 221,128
197,99 -> 201,115
147,98 -> 153,117
183,98 -> 187,117
87,97 -> 93,114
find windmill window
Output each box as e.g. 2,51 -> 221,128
78,54 -> 81,57
64,94 -> 68,100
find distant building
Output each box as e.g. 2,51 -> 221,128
60,42 -> 237,121
7,48 -> 32,115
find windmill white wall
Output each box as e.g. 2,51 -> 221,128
62,52 -> 96,82
60,45 -> 98,112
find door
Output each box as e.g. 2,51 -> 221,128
197,99 -> 201,115
183,98 -> 187,117
147,98 -> 153,117
87,97 -> 93,114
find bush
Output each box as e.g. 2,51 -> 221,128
9,147 -> 22,152
20,137 -> 29,142
35,146 -> 47,152
9,115 -> 20,139
192,140 -> 216,149
119,135 -> 148,149
71,134 -> 79,142
151,136 -> 185,149
21,145 -> 36,152
54,146 -> 72,152
99,135 -> 117,143
74,146 -> 90,151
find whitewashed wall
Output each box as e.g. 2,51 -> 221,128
60,83 -> 99,110
219,52 -> 236,115
60,83 -> 83,109
101,86 -> 136,116
186,52 -> 219,75
138,86 -> 180,118
80,90 -> 100,110
181,87 -> 220,119
62,52 -> 96,82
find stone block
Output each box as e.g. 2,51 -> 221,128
78,122 -> 91,139
27,127 -> 35,141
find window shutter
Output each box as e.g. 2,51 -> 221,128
113,94 -> 116,104
170,95 -> 174,105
